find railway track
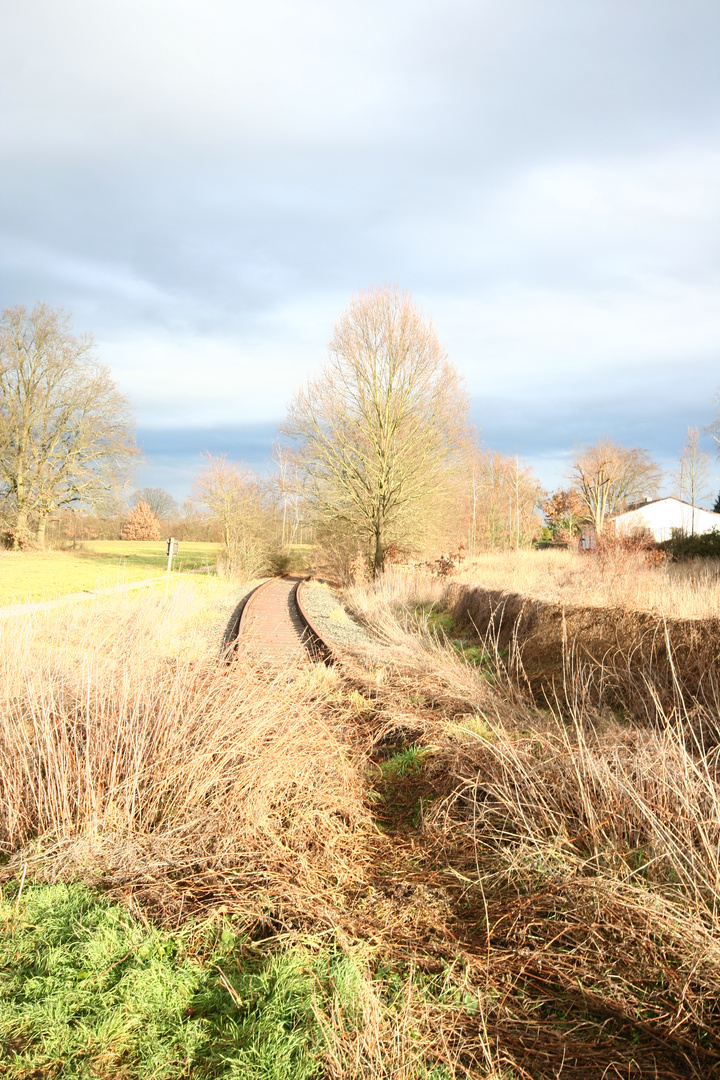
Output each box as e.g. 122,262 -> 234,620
232,574 -> 331,664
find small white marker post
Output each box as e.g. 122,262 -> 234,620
165,537 -> 179,596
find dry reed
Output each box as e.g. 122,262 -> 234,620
454,546 -> 720,620
0,584 -> 372,926
341,569 -> 720,1076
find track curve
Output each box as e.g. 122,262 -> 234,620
237,575 -> 328,664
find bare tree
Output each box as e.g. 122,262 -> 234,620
569,437 -> 662,536
675,426 -> 711,535
284,287 -> 470,573
463,445 -> 543,553
191,452 -> 272,579
272,442 -> 304,551
130,486 -> 178,521
0,303 -> 138,548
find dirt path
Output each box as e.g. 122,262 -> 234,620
0,575 -> 168,618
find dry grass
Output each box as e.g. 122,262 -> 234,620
358,565 -> 720,727
453,546 -> 720,620
340,570 -> 720,1076
0,582 -> 372,926
6,568 -> 720,1075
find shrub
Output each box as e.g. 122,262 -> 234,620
662,528 -> 720,560
121,500 -> 161,541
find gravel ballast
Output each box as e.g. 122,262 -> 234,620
300,582 -> 378,650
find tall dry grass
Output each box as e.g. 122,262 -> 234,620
6,570 -> 720,1074
342,569 -> 720,1075
454,546 -> 720,619
0,584 -> 371,924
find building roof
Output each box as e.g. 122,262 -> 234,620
615,496 -> 717,516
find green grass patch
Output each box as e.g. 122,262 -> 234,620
0,881 -> 458,1079
411,603 -> 454,635
0,542 -> 220,605
0,881 -> 340,1079
448,639 -> 497,677
409,604 -> 501,677
448,714 -> 496,742
380,745 -> 429,780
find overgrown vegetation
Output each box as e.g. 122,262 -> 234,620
4,567 -> 720,1076
343,569 -> 720,1076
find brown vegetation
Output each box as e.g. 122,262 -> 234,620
191,452 -> 275,579
460,446 -> 544,553
0,589 -> 370,926
120,499 -> 161,540
5,565 -> 720,1076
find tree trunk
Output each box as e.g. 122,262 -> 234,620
36,516 -> 47,549
373,528 -> 384,576
13,506 -> 28,549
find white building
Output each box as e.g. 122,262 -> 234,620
610,497 -> 720,542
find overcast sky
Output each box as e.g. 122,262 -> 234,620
2,0 -> 719,500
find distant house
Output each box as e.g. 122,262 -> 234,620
610,497 -> 720,543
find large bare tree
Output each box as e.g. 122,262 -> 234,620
0,303 -> 138,548
130,486 -> 179,521
569,437 -> 662,536
284,287 -> 470,573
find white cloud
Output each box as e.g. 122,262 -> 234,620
2,0 -> 719,497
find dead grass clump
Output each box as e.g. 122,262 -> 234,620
343,572 -> 720,1075
0,591 -> 372,926
420,713 -> 720,1075
454,546 -> 720,620
317,954 -> 494,1080
466,879 -> 720,1077
434,713 -> 720,910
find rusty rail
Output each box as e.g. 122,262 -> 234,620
233,574 -> 332,662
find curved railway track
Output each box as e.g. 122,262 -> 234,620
234,574 -> 332,664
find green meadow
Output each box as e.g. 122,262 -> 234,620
0,541 -> 221,605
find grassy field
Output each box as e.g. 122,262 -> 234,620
0,540 -> 221,605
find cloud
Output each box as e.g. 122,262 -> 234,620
1,0 -> 719,498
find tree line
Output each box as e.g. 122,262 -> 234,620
2,293 -> 716,573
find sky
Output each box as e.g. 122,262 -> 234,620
1,0 -> 719,502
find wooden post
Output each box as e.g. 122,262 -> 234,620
165,537 -> 178,596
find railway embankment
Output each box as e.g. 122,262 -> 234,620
446,579 -> 720,723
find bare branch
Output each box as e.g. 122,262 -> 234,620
0,303 -> 138,548
283,287 -> 470,572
